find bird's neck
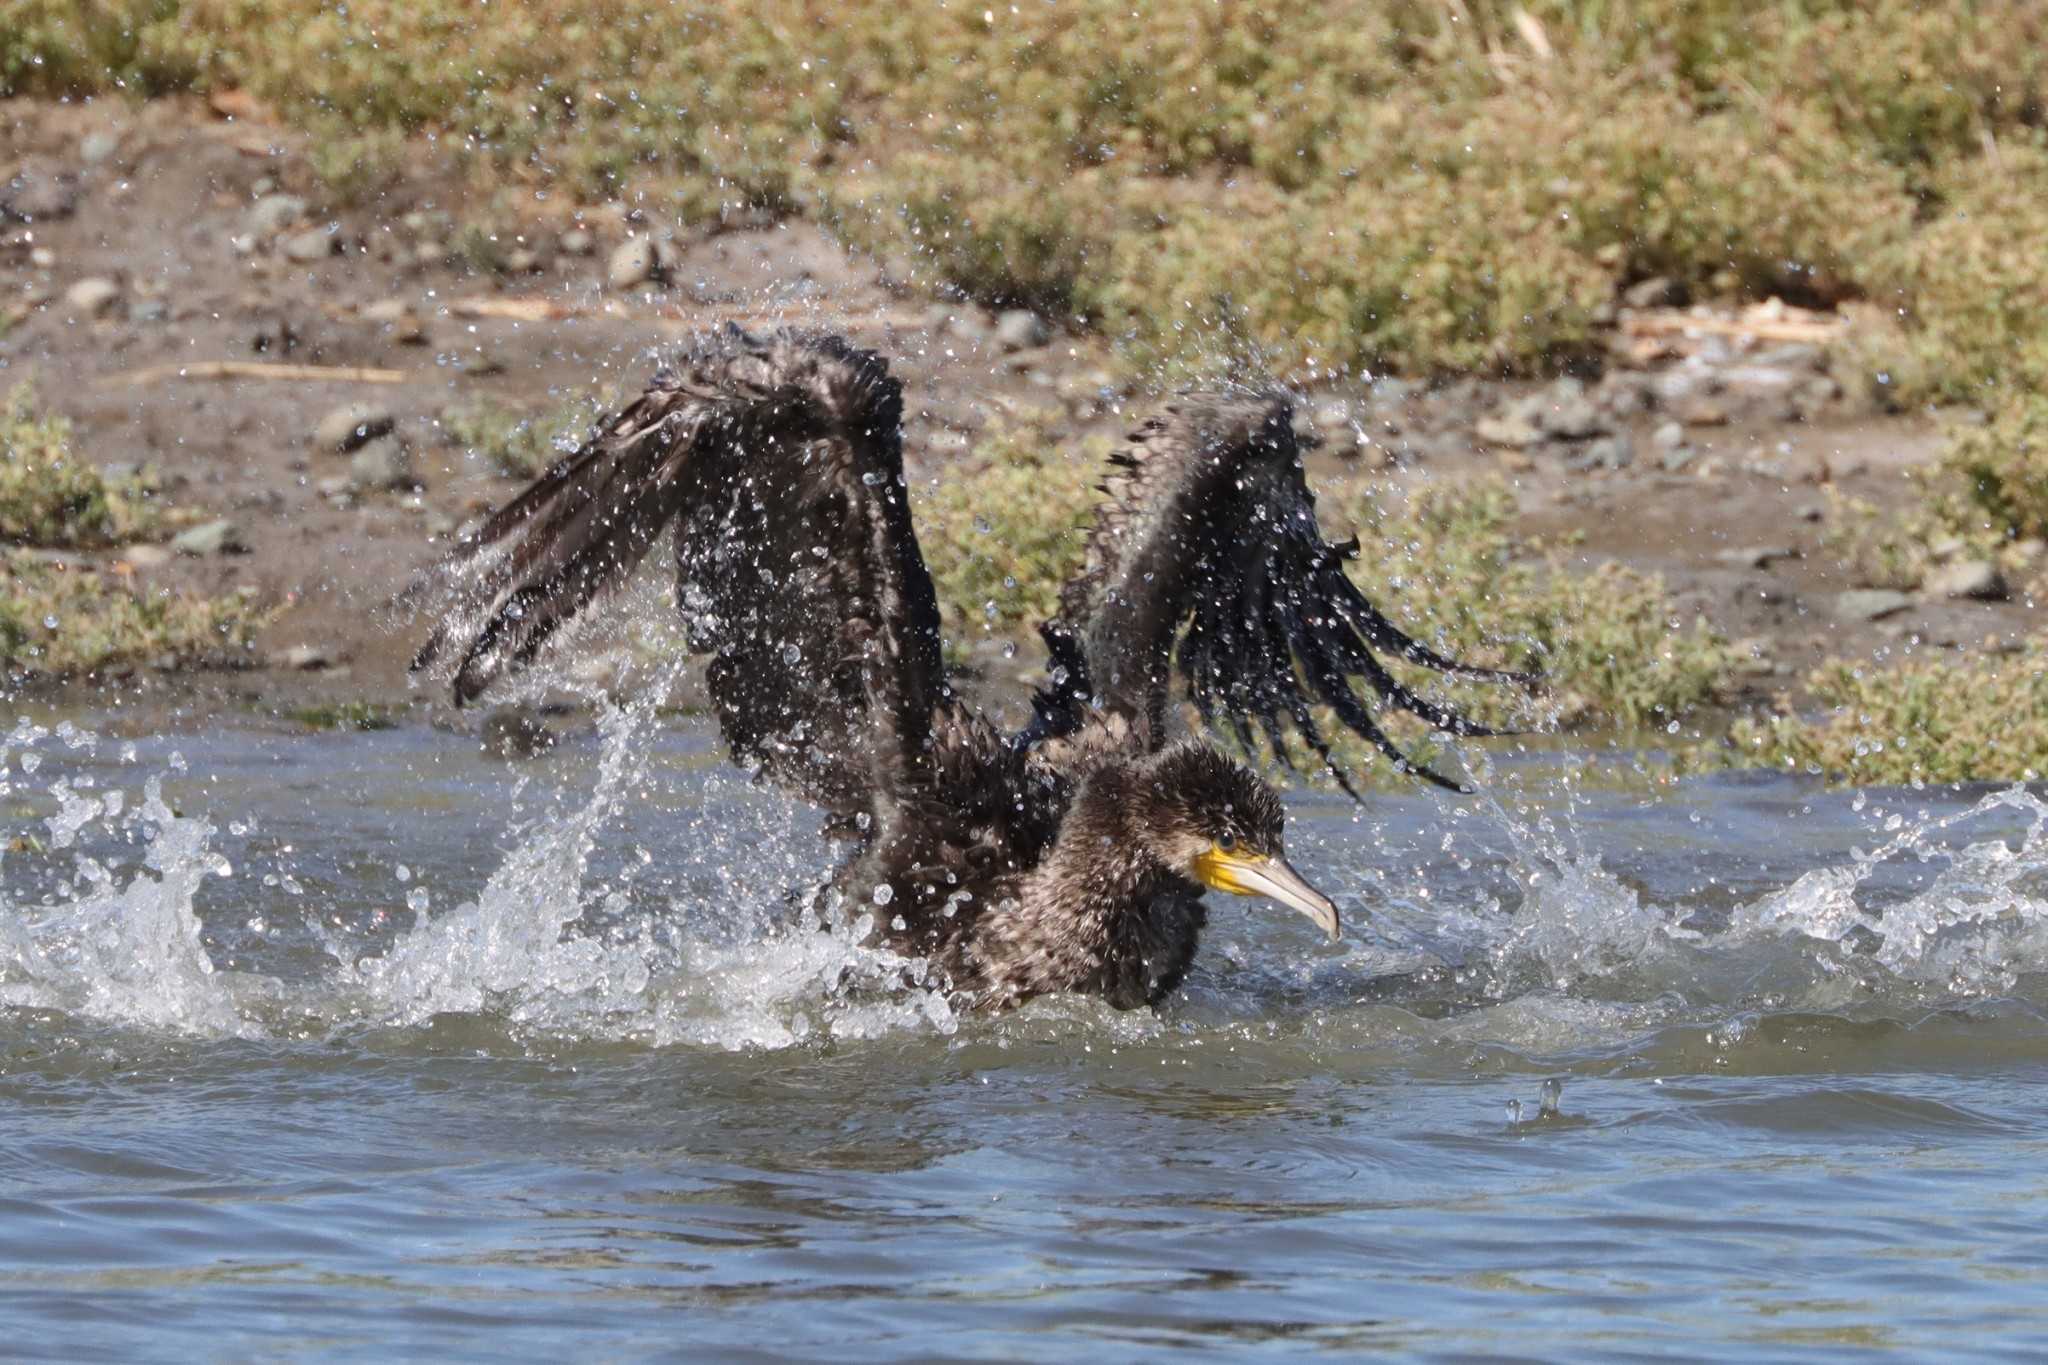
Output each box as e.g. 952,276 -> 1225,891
968,764 -> 1205,1010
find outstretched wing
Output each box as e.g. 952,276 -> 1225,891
1040,393 -> 1531,793
411,326 -> 945,814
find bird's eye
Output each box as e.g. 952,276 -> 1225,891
1217,831 -> 1236,852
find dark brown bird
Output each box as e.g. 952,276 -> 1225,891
411,327 -> 1528,1011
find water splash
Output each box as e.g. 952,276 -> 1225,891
6,702 -> 2048,1053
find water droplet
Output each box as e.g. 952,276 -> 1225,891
782,643 -> 802,665
245,916 -> 267,934
1539,1077 -> 1563,1117
872,883 -> 894,906
1505,1098 -> 1523,1123
395,864 -> 411,882
406,887 -> 431,913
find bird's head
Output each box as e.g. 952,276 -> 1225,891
1135,742 -> 1340,942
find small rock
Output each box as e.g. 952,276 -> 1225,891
993,308 -> 1051,351
1657,446 -> 1697,473
79,131 -> 121,165
1749,343 -> 1825,372
503,247 -> 542,274
314,402 -> 395,453
348,433 -> 415,490
1,163 -> 79,222
607,236 -> 662,290
126,296 -> 168,324
558,228 -> 595,256
947,312 -> 993,343
1928,535 -> 1966,563
362,297 -> 430,344
280,228 -> 336,263
1715,546 -> 1799,569
1676,398 -> 1729,427
171,519 -> 247,556
1623,276 -> 1682,309
1650,420 -> 1686,452
28,246 -> 56,270
1924,559 -> 2008,602
411,240 -> 449,268
1833,589 -> 1914,623
271,643 -> 337,670
63,277 -> 121,317
245,193 -> 307,239
1565,433 -> 1635,471
1475,411 -> 1542,449
119,544 -> 171,569
1536,379 -> 1605,440
1719,365 -> 1801,395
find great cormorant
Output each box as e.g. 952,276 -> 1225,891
412,327 -> 1528,1011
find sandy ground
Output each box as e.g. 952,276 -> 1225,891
4,98 -> 2037,732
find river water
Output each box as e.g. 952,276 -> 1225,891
3,704 -> 2046,1358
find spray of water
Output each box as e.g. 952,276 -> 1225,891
6,702 -> 2048,1050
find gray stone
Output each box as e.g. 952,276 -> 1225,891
245,192 -> 307,239
607,236 -> 661,290
1565,433 -> 1635,471
1924,559 -> 2008,602
1719,365 -> 1801,394
171,519 -> 247,556
1833,589 -> 1914,623
271,643 -> 337,670
1537,379 -> 1605,439
557,228 -> 595,256
947,311 -> 993,343
1715,546 -> 1799,569
63,277 -> 121,317
28,246 -> 56,270
314,402 -> 395,453
1650,420 -> 1686,452
1749,342 -> 1825,372
119,544 -> 171,570
348,434 -> 415,490
1475,410 -> 1542,448
280,228 -> 336,263
1,162 -> 79,221
1623,276 -> 1682,309
78,131 -> 120,165
994,308 -> 1052,351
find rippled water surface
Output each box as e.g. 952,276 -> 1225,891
5,707 -> 2048,1358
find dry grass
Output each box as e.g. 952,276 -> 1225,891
7,1 -> 2047,397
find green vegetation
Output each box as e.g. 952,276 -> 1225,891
917,413 -> 1101,640
284,700 -> 400,731
0,385 -> 161,548
1691,649 -> 2048,786
0,386 -> 275,677
922,422 -> 1728,735
1342,481 -> 1730,732
443,399 -> 595,479
0,554 -> 273,675
8,2 -> 2047,397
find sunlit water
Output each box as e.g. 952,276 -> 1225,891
4,705 -> 2048,1358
